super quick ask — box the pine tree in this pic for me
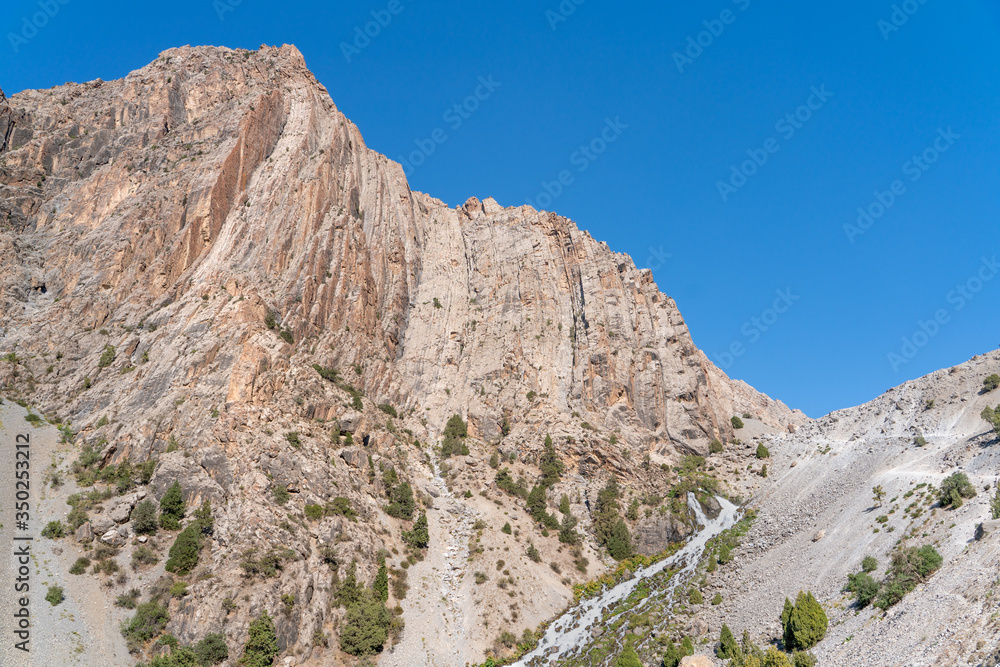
[539,434,564,487]
[718,623,739,659]
[373,563,389,602]
[159,480,186,530]
[240,610,278,667]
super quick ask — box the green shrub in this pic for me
[756,443,771,459]
[781,591,827,650]
[846,571,879,608]
[69,557,91,574]
[328,497,357,520]
[861,555,878,573]
[132,545,159,568]
[385,482,415,520]
[709,439,724,454]
[539,434,565,487]
[982,405,1000,434]
[791,651,818,667]
[403,512,429,549]
[240,610,278,667]
[284,431,301,448]
[985,374,1000,392]
[99,345,116,368]
[731,416,744,429]
[377,403,398,418]
[115,589,141,609]
[718,623,738,659]
[914,435,927,447]
[526,542,541,563]
[440,414,469,457]
[340,592,392,656]
[939,472,976,508]
[874,545,942,610]
[194,633,229,665]
[45,585,65,606]
[305,504,325,521]
[501,522,512,535]
[712,593,723,605]
[689,588,703,605]
[159,481,185,529]
[663,640,683,667]
[122,602,169,646]
[164,523,201,575]
[272,484,290,505]
[41,520,66,539]
[614,646,641,667]
[374,562,389,602]
[132,499,159,535]
[495,468,529,499]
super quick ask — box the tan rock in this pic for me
[679,656,714,667]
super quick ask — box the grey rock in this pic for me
[75,521,94,543]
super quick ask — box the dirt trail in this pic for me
[0,401,131,666]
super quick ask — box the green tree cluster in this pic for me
[403,512,429,549]
[440,414,469,457]
[781,591,827,651]
[939,472,977,509]
[593,477,632,561]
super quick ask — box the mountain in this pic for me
[5,44,992,667]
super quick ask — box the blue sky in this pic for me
[3,0,999,417]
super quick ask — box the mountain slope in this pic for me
[0,45,804,665]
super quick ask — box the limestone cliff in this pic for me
[0,45,804,664]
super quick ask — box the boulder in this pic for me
[680,657,713,667]
[100,528,126,547]
[339,448,367,468]
[338,411,363,434]
[75,521,94,543]
[108,490,147,524]
[633,513,693,556]
[91,514,115,535]
[149,452,226,507]
[812,529,826,542]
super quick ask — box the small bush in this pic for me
[285,431,301,448]
[340,592,392,656]
[614,647,642,667]
[526,542,541,563]
[98,345,116,368]
[403,512,429,549]
[985,374,1000,392]
[194,633,229,665]
[377,403,398,418]
[41,520,66,539]
[712,593,723,605]
[69,557,91,574]
[846,571,879,608]
[939,472,976,508]
[45,585,65,606]
[305,504,325,521]
[756,443,771,459]
[709,439,724,454]
[115,589,141,609]
[914,436,927,447]
[132,545,159,568]
[731,416,744,429]
[688,588,703,604]
[501,522,512,534]
[122,602,169,646]
[861,555,878,573]
[273,484,290,505]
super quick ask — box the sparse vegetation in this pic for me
[939,472,976,509]
[984,374,1000,392]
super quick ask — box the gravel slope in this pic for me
[0,401,131,667]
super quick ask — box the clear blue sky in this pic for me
[3,0,999,417]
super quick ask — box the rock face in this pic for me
[679,656,713,667]
[0,45,805,664]
[634,513,694,556]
